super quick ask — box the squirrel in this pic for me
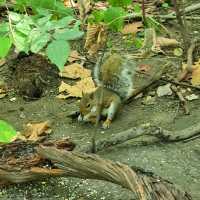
[78,53,137,129]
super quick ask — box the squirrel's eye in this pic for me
[87,103,90,108]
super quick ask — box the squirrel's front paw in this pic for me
[102,119,112,129]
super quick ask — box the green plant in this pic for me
[108,0,132,7]
[0,120,17,143]
[0,5,83,71]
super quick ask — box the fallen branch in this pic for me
[37,145,192,200]
[171,85,190,115]
[177,40,196,81]
[78,123,200,153]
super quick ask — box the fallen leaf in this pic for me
[191,66,200,86]
[85,23,107,55]
[64,0,77,8]
[57,78,96,99]
[22,121,51,141]
[94,1,108,10]
[68,50,83,63]
[121,22,143,35]
[59,63,91,79]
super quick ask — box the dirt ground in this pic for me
[1,1,200,199]
[0,54,200,200]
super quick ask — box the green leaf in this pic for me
[162,3,169,9]
[9,11,23,23]
[53,28,84,41]
[104,7,126,31]
[54,2,74,17]
[0,0,5,6]
[133,3,142,14]
[133,37,143,48]
[0,23,9,36]
[46,40,70,70]
[29,0,56,10]
[29,29,51,53]
[14,0,30,12]
[0,120,17,143]
[12,31,29,53]
[54,16,75,29]
[89,10,105,24]
[16,19,32,35]
[108,0,132,7]
[36,14,52,26]
[0,37,12,58]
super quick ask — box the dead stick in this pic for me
[172,0,189,51]
[177,40,196,81]
[171,85,190,115]
[160,77,200,91]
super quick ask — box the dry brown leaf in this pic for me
[68,50,83,63]
[78,0,91,20]
[84,24,99,49]
[22,121,51,141]
[156,37,180,47]
[64,0,77,7]
[121,22,143,35]
[85,24,107,55]
[94,1,108,10]
[59,63,91,79]
[57,78,96,99]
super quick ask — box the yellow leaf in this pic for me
[68,50,83,63]
[191,67,200,86]
[22,121,51,141]
[59,63,91,79]
[64,0,77,7]
[156,37,180,47]
[57,78,96,99]
[121,22,143,35]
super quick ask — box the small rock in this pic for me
[9,97,16,102]
[157,83,173,97]
[185,94,199,101]
[142,95,156,105]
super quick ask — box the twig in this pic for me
[171,85,190,115]
[77,122,200,153]
[172,0,189,51]
[177,40,196,81]
[160,77,200,91]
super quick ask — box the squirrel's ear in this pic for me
[89,92,94,99]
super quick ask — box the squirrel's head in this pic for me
[78,92,97,124]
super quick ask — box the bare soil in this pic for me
[1,1,200,199]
